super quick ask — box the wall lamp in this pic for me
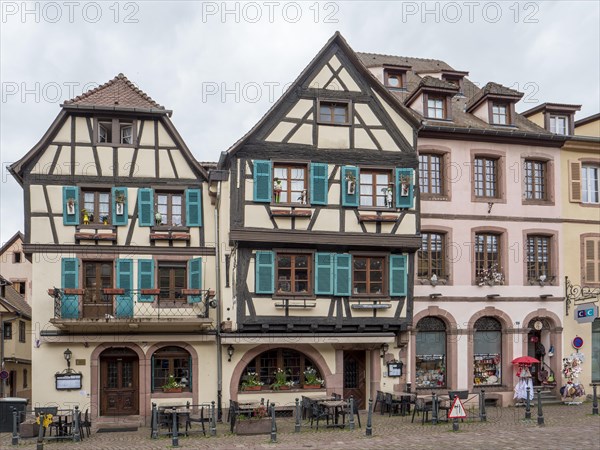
[227,344,234,362]
[64,348,73,372]
[380,343,389,358]
[429,293,442,299]
[486,294,500,299]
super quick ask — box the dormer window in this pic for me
[384,70,406,90]
[491,103,509,125]
[95,119,137,145]
[427,97,445,119]
[549,115,568,135]
[318,100,350,125]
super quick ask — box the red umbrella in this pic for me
[512,356,539,365]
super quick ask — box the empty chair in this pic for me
[384,393,401,417]
[309,399,333,430]
[374,391,385,415]
[80,409,91,438]
[411,397,433,424]
[186,404,208,436]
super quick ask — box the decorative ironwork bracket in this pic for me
[565,276,600,316]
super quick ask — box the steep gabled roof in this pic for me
[0,231,24,256]
[466,82,523,112]
[63,73,165,110]
[0,282,31,319]
[521,102,582,117]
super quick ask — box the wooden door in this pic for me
[83,262,113,319]
[343,351,366,409]
[100,351,139,415]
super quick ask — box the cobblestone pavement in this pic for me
[2,404,599,450]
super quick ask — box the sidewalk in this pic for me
[2,404,599,449]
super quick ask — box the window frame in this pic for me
[155,191,185,227]
[272,163,309,206]
[81,189,112,225]
[415,317,447,389]
[351,253,388,297]
[582,164,600,205]
[13,252,22,263]
[472,317,503,387]
[94,118,137,146]
[384,69,407,90]
[419,153,446,199]
[418,232,447,282]
[317,99,352,126]
[82,260,114,304]
[3,322,12,340]
[19,320,26,343]
[358,169,394,209]
[473,156,499,199]
[491,103,509,125]
[525,234,552,284]
[425,95,446,120]
[274,252,313,297]
[581,234,600,287]
[151,346,192,393]
[158,262,187,305]
[523,159,554,205]
[549,114,569,135]
[474,232,503,285]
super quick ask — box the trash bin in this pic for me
[0,397,28,432]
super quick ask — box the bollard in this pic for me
[525,386,531,420]
[479,389,487,422]
[73,406,81,442]
[365,398,373,437]
[270,403,277,443]
[536,388,544,426]
[12,408,19,446]
[36,415,44,450]
[406,382,411,393]
[211,401,217,436]
[151,403,158,439]
[348,396,355,430]
[294,398,301,433]
[592,384,598,415]
[452,418,459,432]
[172,409,179,447]
[431,392,438,425]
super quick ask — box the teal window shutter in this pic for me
[395,168,414,209]
[341,166,359,207]
[334,254,352,296]
[137,188,154,226]
[315,252,334,295]
[389,254,408,296]
[188,258,203,303]
[111,187,128,226]
[310,163,329,205]
[116,259,134,318]
[185,188,202,227]
[255,251,274,294]
[61,258,79,319]
[138,259,154,303]
[62,186,80,226]
[253,160,272,203]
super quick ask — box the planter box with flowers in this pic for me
[162,374,183,393]
[235,405,271,435]
[241,371,264,391]
[476,264,505,286]
[271,368,295,391]
[302,367,324,389]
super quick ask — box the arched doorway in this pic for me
[527,318,552,386]
[415,317,447,389]
[99,347,139,416]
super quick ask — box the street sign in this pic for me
[448,396,467,419]
[0,370,9,380]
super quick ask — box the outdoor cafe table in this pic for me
[162,408,191,435]
[416,394,451,422]
[318,400,348,428]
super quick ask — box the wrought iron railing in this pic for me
[48,287,215,320]
[565,276,600,315]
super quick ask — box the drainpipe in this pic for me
[213,180,223,420]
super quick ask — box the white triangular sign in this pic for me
[448,396,467,419]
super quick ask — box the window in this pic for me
[276,254,311,295]
[527,235,551,283]
[97,119,135,145]
[353,256,385,295]
[550,115,568,135]
[3,322,12,340]
[12,281,26,296]
[158,263,186,303]
[415,317,446,388]
[82,190,110,225]
[19,321,26,343]
[83,261,113,318]
[426,97,445,119]
[593,319,600,382]
[318,101,349,125]
[240,348,321,389]
[359,170,392,208]
[582,165,599,204]
[98,121,112,143]
[418,233,446,280]
[474,157,499,198]
[524,160,547,201]
[120,124,133,144]
[475,233,503,284]
[419,154,443,196]
[23,369,28,389]
[491,103,508,125]
[273,165,307,204]
[152,346,191,392]
[583,235,600,285]
[13,252,22,263]
[473,317,502,386]
[155,192,184,226]
[384,70,405,89]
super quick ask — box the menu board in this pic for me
[55,373,83,390]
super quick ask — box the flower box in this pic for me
[163,387,183,393]
[63,288,85,295]
[182,289,201,296]
[103,288,125,295]
[303,384,323,389]
[141,289,161,295]
[235,418,271,435]
[243,385,263,391]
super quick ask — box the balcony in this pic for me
[47,287,214,333]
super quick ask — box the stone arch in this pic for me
[467,306,513,329]
[229,344,332,401]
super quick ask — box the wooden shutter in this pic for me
[253,160,272,203]
[138,259,154,303]
[334,254,352,296]
[341,166,359,207]
[310,163,329,205]
[188,258,203,303]
[396,168,414,209]
[315,253,334,295]
[116,259,134,318]
[584,237,600,284]
[111,187,128,226]
[255,251,274,294]
[389,254,408,296]
[62,186,80,226]
[137,188,154,226]
[186,188,203,227]
[61,258,79,319]
[569,161,582,202]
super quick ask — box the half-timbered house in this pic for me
[216,33,421,408]
[9,75,216,424]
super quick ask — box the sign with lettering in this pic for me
[387,362,403,377]
[55,373,83,390]
[574,303,598,324]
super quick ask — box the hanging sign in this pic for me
[448,396,467,419]
[574,303,598,324]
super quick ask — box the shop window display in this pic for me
[473,317,502,386]
[415,317,446,388]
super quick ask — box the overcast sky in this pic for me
[1,1,599,244]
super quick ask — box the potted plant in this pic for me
[101,215,109,225]
[271,368,294,390]
[66,198,76,215]
[303,367,324,389]
[81,208,89,225]
[476,263,505,286]
[155,211,162,225]
[161,374,183,393]
[273,178,283,203]
[345,171,356,195]
[241,371,264,391]
[115,191,125,215]
[234,404,271,435]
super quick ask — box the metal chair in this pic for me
[411,397,432,424]
[185,404,208,436]
[375,391,385,414]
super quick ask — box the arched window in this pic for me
[473,317,502,386]
[152,346,191,392]
[239,348,322,390]
[415,317,446,388]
